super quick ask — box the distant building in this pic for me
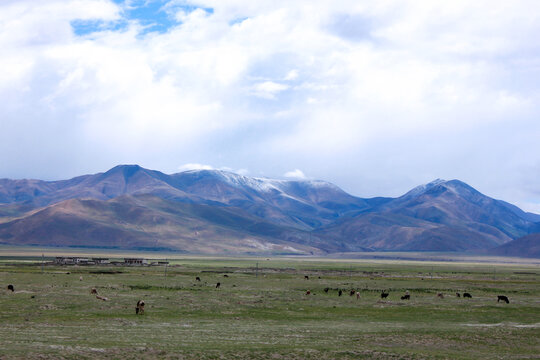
[124,258,148,265]
[92,258,110,264]
[150,260,169,266]
[54,257,91,265]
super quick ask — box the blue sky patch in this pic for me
[230,17,248,26]
[72,0,214,36]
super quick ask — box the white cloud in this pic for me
[178,163,214,171]
[284,169,306,179]
[252,81,289,99]
[284,69,298,81]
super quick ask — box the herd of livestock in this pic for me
[4,271,511,315]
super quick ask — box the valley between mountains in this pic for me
[1,165,539,257]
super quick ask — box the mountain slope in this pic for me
[0,195,321,255]
[168,169,372,228]
[0,165,372,230]
[315,179,535,251]
[381,179,532,239]
[487,233,540,258]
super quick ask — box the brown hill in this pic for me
[488,233,540,258]
[0,195,320,255]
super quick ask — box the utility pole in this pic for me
[164,259,168,278]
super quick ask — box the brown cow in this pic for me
[136,300,145,314]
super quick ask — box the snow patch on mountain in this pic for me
[402,178,447,198]
[182,169,341,194]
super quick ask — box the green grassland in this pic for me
[0,254,538,359]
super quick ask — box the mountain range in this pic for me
[0,165,538,256]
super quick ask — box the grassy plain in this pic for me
[0,251,538,359]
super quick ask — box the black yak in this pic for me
[497,295,509,304]
[7,284,14,292]
[401,294,410,300]
[463,292,472,298]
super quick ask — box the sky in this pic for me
[0,0,539,213]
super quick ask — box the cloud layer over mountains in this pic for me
[1,0,539,213]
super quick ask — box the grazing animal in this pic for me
[7,284,14,292]
[324,287,329,293]
[136,300,145,315]
[350,290,356,296]
[381,292,389,299]
[79,276,83,281]
[90,288,98,294]
[216,282,221,289]
[437,292,444,299]
[195,277,201,282]
[96,295,108,301]
[304,275,309,280]
[463,292,472,298]
[401,294,410,300]
[456,292,461,297]
[338,289,343,297]
[305,290,311,295]
[497,295,509,304]
[356,292,360,300]
[223,274,229,278]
